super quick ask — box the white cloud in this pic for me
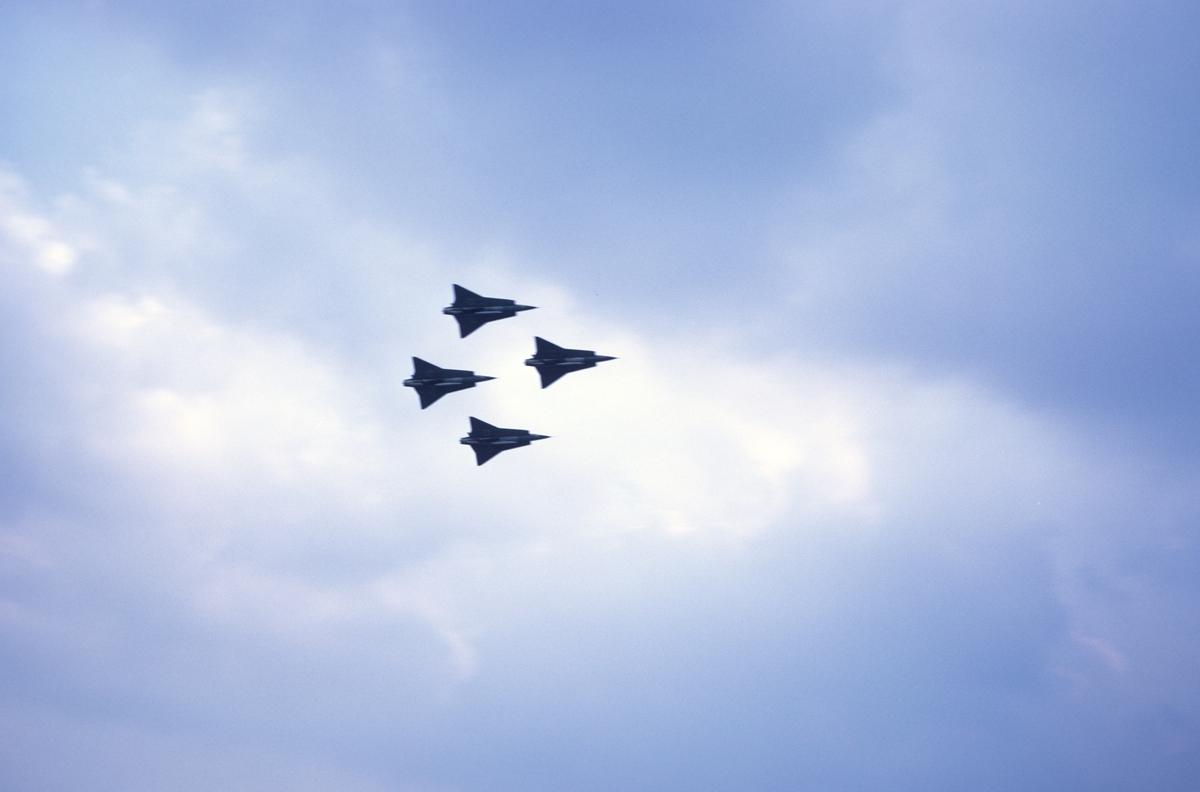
[3,49,1200,788]
[0,131,1077,655]
[0,171,79,276]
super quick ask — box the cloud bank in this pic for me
[2,2,1200,790]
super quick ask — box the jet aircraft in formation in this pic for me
[403,357,495,409]
[442,284,537,338]
[525,336,617,388]
[459,417,550,466]
[411,284,614,464]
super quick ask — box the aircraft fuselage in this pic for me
[460,435,548,447]
[404,374,495,388]
[525,355,615,367]
[460,417,550,464]
[442,305,535,316]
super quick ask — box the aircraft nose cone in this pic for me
[478,376,496,382]
[596,355,617,362]
[530,434,550,441]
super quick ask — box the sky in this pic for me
[2,1,1200,790]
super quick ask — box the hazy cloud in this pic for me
[2,2,1200,790]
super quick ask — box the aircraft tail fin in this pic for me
[468,417,501,436]
[412,357,443,376]
[453,284,514,308]
[452,284,482,305]
[534,337,567,356]
[534,337,594,358]
[469,417,530,437]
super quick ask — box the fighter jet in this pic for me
[403,358,495,409]
[460,417,549,465]
[443,284,536,338]
[524,337,617,388]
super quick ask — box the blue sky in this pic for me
[2,1,1200,790]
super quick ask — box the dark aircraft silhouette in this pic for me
[524,337,616,388]
[443,284,536,338]
[403,358,495,409]
[460,417,549,465]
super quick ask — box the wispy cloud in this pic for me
[3,3,1200,790]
